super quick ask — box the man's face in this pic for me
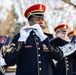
[68,36,73,40]
[29,16,45,29]
[56,31,67,40]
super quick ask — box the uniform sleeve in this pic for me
[4,49,19,66]
[42,36,63,61]
[49,46,63,61]
[71,51,76,60]
[4,33,21,66]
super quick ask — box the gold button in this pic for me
[66,61,68,63]
[38,54,40,57]
[67,68,69,70]
[33,33,35,35]
[37,43,39,45]
[39,68,42,70]
[36,38,38,40]
[39,61,41,64]
[67,64,69,67]
[38,48,40,50]
[65,57,68,59]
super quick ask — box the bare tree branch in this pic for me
[63,0,76,8]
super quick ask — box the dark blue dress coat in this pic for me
[4,31,63,75]
[73,60,76,75]
[53,50,76,75]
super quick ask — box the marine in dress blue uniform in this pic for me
[68,30,76,75]
[52,24,76,75]
[4,4,63,75]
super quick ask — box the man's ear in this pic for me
[29,21,31,24]
[29,21,33,25]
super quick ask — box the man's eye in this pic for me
[36,19,39,21]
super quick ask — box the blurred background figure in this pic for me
[67,30,76,41]
[0,34,10,75]
[54,24,68,41]
[52,24,76,75]
[67,30,76,75]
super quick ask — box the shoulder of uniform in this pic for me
[14,33,20,37]
[44,33,53,38]
[11,33,20,44]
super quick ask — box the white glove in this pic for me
[0,57,6,66]
[18,26,32,42]
[31,24,47,41]
[18,24,47,42]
